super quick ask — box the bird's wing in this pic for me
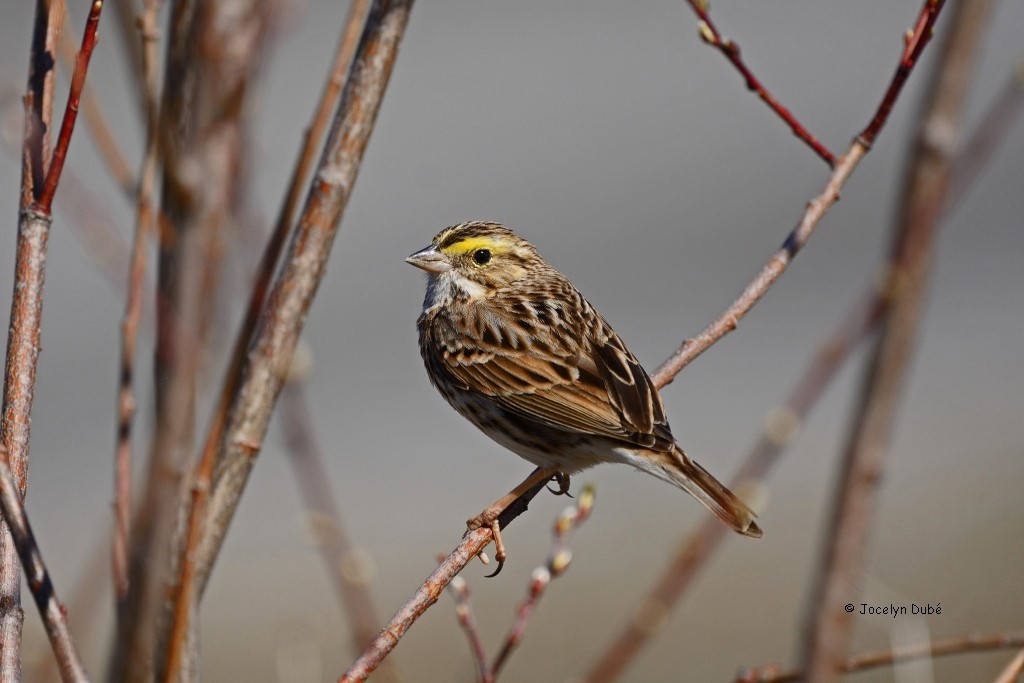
[439,314,671,449]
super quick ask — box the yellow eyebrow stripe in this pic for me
[444,236,507,255]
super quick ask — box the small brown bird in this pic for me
[408,221,760,569]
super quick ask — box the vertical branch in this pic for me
[801,2,995,681]
[119,0,277,678]
[3,0,103,677]
[113,0,164,644]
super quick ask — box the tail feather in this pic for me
[664,446,762,538]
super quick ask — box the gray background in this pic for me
[1,1,1023,681]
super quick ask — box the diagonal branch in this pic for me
[652,0,949,389]
[188,0,415,604]
[684,0,835,166]
[0,446,90,683]
[801,1,995,680]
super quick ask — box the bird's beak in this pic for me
[406,244,451,273]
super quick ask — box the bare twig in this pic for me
[490,486,595,680]
[801,2,994,681]
[858,0,948,147]
[994,647,1024,683]
[3,0,82,676]
[279,384,389,663]
[583,290,886,683]
[652,0,948,389]
[339,478,548,683]
[947,59,1024,206]
[650,142,865,387]
[684,0,835,166]
[0,446,90,683]
[737,631,1024,682]
[58,10,135,198]
[35,0,105,214]
[113,0,164,643]
[154,0,280,675]
[187,0,413,628]
[445,576,489,683]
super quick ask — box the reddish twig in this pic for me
[113,0,163,640]
[34,0,105,214]
[445,576,490,683]
[801,2,994,680]
[490,486,595,680]
[0,446,90,683]
[858,0,947,147]
[737,631,1024,682]
[653,0,951,389]
[684,0,835,166]
[58,9,135,198]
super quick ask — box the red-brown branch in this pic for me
[685,0,835,166]
[801,1,993,680]
[858,0,947,147]
[33,0,105,214]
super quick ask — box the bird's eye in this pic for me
[473,249,491,265]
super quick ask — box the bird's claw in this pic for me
[546,471,572,497]
[467,511,506,577]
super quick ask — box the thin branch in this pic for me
[445,576,490,683]
[185,0,372,604]
[738,631,1024,682]
[684,0,835,166]
[34,0,105,214]
[858,0,947,147]
[113,0,164,642]
[994,647,1024,683]
[0,446,90,683]
[58,9,136,198]
[582,290,886,683]
[155,0,281,673]
[279,384,391,670]
[947,59,1024,206]
[652,0,950,388]
[2,1,67,677]
[339,478,548,683]
[651,141,865,387]
[189,0,414,617]
[801,2,994,681]
[490,486,595,680]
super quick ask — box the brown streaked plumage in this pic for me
[407,221,760,567]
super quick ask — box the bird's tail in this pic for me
[663,445,762,538]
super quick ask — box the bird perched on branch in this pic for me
[407,221,760,573]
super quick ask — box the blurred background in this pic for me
[1,1,1022,681]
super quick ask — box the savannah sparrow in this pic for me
[407,221,760,567]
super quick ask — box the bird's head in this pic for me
[406,221,543,300]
